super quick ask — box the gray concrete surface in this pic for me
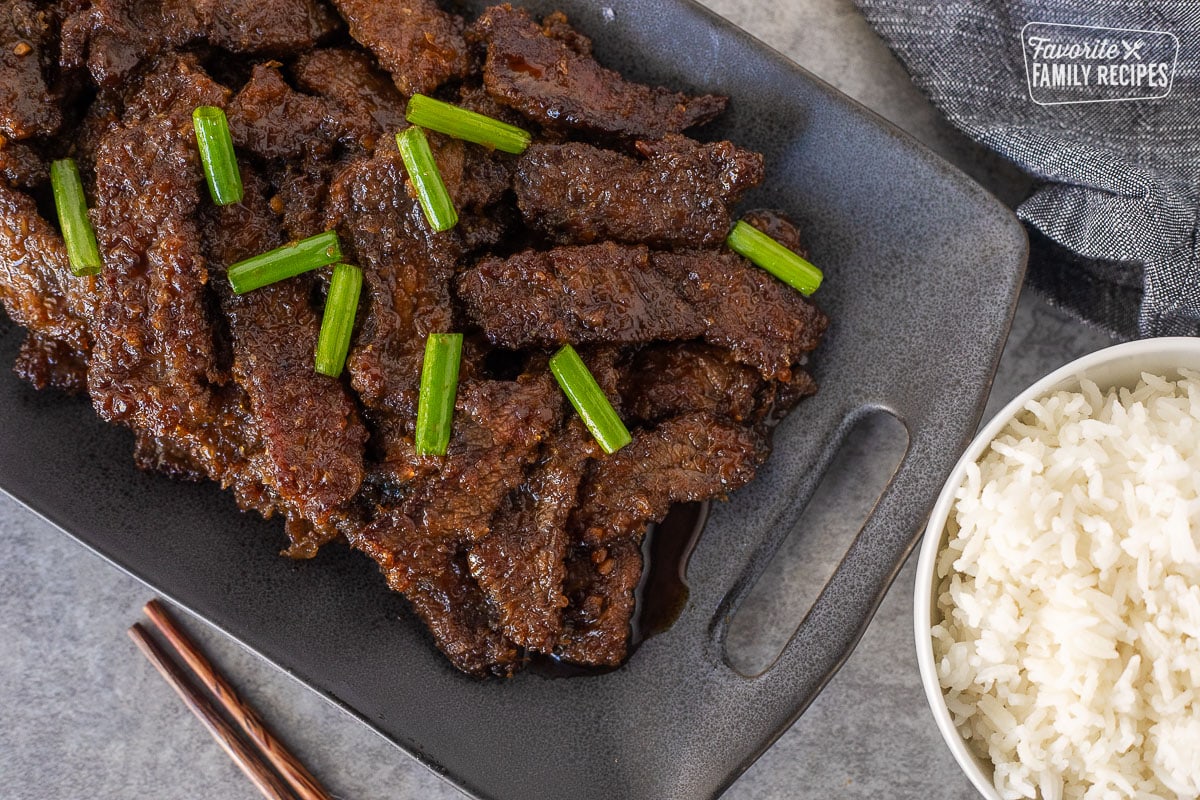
[0,2,1119,798]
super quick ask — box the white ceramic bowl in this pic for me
[914,337,1200,799]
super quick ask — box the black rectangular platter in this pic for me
[0,1,1028,798]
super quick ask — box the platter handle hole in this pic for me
[723,409,909,677]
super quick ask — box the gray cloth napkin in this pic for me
[853,0,1200,337]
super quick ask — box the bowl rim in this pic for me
[913,335,1200,800]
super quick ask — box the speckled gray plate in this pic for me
[0,1,1027,798]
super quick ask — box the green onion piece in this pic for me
[405,94,532,155]
[227,230,342,294]
[549,345,632,455]
[49,159,102,276]
[726,220,823,296]
[415,333,464,456]
[314,264,363,378]
[192,106,244,206]
[395,126,458,233]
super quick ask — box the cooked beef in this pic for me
[469,5,726,139]
[330,0,469,97]
[14,333,87,393]
[654,251,829,381]
[0,1,830,677]
[0,0,60,139]
[393,373,562,542]
[326,146,459,413]
[122,53,231,123]
[572,413,767,546]
[228,63,368,161]
[742,208,809,259]
[0,182,94,355]
[556,539,643,667]
[61,0,336,88]
[468,422,597,651]
[197,0,339,55]
[622,343,766,425]
[274,157,335,240]
[458,243,705,348]
[514,137,764,248]
[86,58,224,434]
[460,243,828,380]
[205,174,367,530]
[0,140,47,188]
[80,59,296,550]
[774,367,820,417]
[293,48,408,143]
[348,370,560,674]
[350,512,521,676]
[60,0,198,88]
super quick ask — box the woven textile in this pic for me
[854,1,1200,337]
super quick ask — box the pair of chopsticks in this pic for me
[129,599,331,800]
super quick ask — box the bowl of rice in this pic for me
[916,337,1200,800]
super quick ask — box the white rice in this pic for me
[933,371,1200,800]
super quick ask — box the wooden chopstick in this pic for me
[128,623,299,800]
[141,599,332,800]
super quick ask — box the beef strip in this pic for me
[514,136,763,248]
[263,158,321,239]
[326,146,460,413]
[554,413,768,665]
[14,333,87,393]
[556,539,643,667]
[85,58,244,478]
[121,53,231,123]
[350,512,521,676]
[625,341,820,428]
[622,342,766,425]
[0,182,94,355]
[72,93,121,174]
[458,242,705,348]
[273,157,335,240]
[467,405,603,652]
[654,250,828,381]
[572,412,767,546]
[0,0,62,139]
[469,5,726,139]
[204,173,367,537]
[61,0,336,88]
[60,0,198,88]
[131,431,208,481]
[293,48,408,143]
[228,63,369,161]
[459,243,827,380]
[348,371,561,675]
[0,140,47,188]
[196,0,339,55]
[329,0,469,97]
[398,373,561,542]
[741,208,809,260]
[429,134,515,252]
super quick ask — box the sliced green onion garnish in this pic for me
[726,220,823,296]
[415,333,464,456]
[395,126,458,233]
[314,264,363,378]
[192,106,244,206]
[549,345,631,455]
[405,94,532,155]
[227,231,342,294]
[49,159,102,276]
